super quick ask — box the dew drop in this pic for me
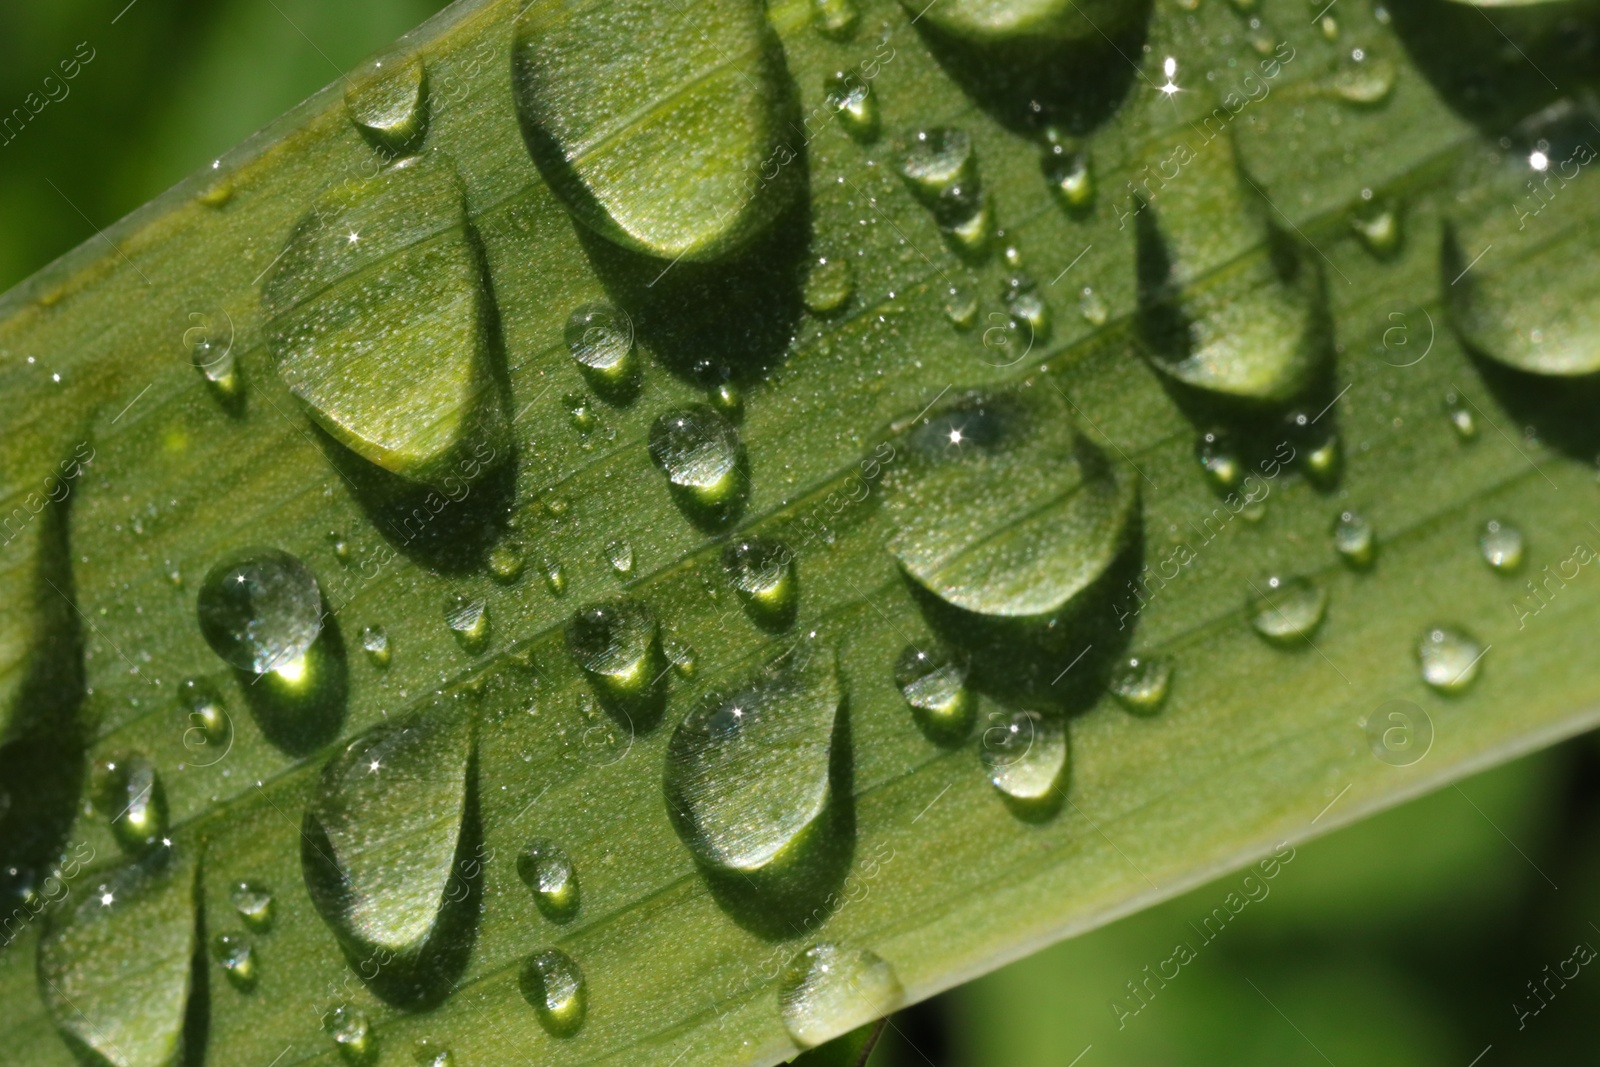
[196,548,323,675]
[328,531,352,564]
[413,1038,454,1067]
[566,598,664,712]
[517,840,579,922]
[896,0,1129,43]
[1248,576,1327,643]
[811,0,860,37]
[1108,655,1171,715]
[361,624,391,668]
[1479,519,1524,573]
[606,539,635,578]
[230,881,275,932]
[980,709,1068,804]
[327,1006,375,1065]
[1042,134,1094,213]
[901,128,992,257]
[212,932,258,992]
[565,303,637,394]
[664,648,841,873]
[1303,433,1342,488]
[93,754,169,855]
[1002,272,1052,343]
[823,71,878,141]
[1447,402,1478,441]
[1350,204,1401,258]
[1333,511,1376,568]
[1078,285,1109,327]
[648,405,746,525]
[178,678,233,764]
[664,639,698,678]
[190,332,242,401]
[519,948,587,1037]
[1418,626,1484,693]
[942,285,979,329]
[544,558,568,597]
[778,942,902,1050]
[1330,53,1397,105]
[488,541,526,583]
[1195,430,1242,492]
[710,379,744,420]
[894,645,973,742]
[345,57,429,157]
[804,256,856,316]
[444,593,490,654]
[722,536,798,631]
[566,392,597,433]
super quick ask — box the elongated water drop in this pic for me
[1479,519,1524,573]
[302,710,474,981]
[894,645,974,742]
[512,0,797,261]
[648,405,746,526]
[824,71,878,142]
[778,942,902,1050]
[943,285,978,329]
[517,840,579,922]
[444,593,490,653]
[230,881,275,931]
[1248,576,1327,643]
[263,155,507,484]
[1418,626,1484,693]
[1043,134,1094,213]
[981,709,1068,804]
[197,548,322,675]
[212,932,258,991]
[1446,396,1478,441]
[901,128,992,259]
[1333,510,1376,568]
[361,624,391,668]
[178,678,232,764]
[606,538,634,578]
[520,948,587,1037]
[39,854,198,1067]
[345,57,429,157]
[1108,655,1171,715]
[1078,286,1109,326]
[723,536,798,631]
[191,330,242,402]
[93,754,168,855]
[566,598,664,715]
[664,648,841,873]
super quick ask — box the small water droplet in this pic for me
[544,495,571,518]
[345,57,429,157]
[710,379,744,420]
[1446,397,1478,441]
[664,639,698,677]
[179,678,233,763]
[942,285,979,329]
[517,840,579,922]
[980,709,1068,805]
[1330,53,1396,105]
[778,942,902,1049]
[93,754,169,855]
[1417,626,1484,693]
[1351,204,1401,258]
[894,645,973,742]
[1078,286,1108,327]
[1195,430,1242,492]
[197,548,323,675]
[1333,511,1376,568]
[1479,519,1524,573]
[648,405,746,525]
[413,1038,454,1067]
[327,531,352,565]
[722,537,798,631]
[488,541,525,583]
[1303,433,1342,488]
[1248,576,1327,643]
[544,558,568,597]
[230,881,275,931]
[566,392,598,433]
[811,0,860,37]
[900,128,974,200]
[327,1005,376,1065]
[1108,655,1171,715]
[566,598,664,714]
[520,948,587,1037]
[213,932,258,991]
[1042,133,1094,213]
[824,71,878,141]
[1002,272,1052,344]
[606,539,635,578]
[444,593,490,653]
[804,256,856,316]
[565,303,637,395]
[191,333,242,401]
[361,625,392,668]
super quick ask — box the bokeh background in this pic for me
[4,3,1599,1064]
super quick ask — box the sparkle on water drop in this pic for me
[196,548,323,675]
[517,840,579,922]
[893,645,974,743]
[1248,576,1327,643]
[444,593,490,653]
[93,753,169,855]
[942,285,979,330]
[520,948,587,1037]
[1078,285,1109,327]
[722,536,798,631]
[213,932,258,992]
[327,1005,375,1065]
[564,303,637,398]
[1108,655,1171,715]
[1196,430,1242,492]
[361,624,391,668]
[606,538,635,578]
[804,255,856,316]
[980,709,1069,808]
[823,70,878,141]
[230,881,275,931]
[648,405,746,526]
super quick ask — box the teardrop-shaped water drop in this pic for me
[1418,626,1484,694]
[519,948,587,1037]
[980,709,1068,804]
[901,128,992,258]
[722,536,798,631]
[262,155,507,484]
[178,678,233,765]
[803,256,856,316]
[212,932,258,991]
[1479,519,1524,573]
[1043,135,1094,213]
[824,71,878,141]
[39,853,198,1067]
[302,710,474,975]
[664,647,841,873]
[517,840,579,922]
[648,405,746,525]
[1248,576,1327,643]
[711,379,744,420]
[444,593,489,654]
[566,598,664,714]
[894,645,974,742]
[511,0,797,261]
[1108,655,1171,715]
[191,332,242,401]
[1195,430,1242,492]
[345,57,429,157]
[361,624,391,668]
[811,0,860,37]
[778,942,902,1050]
[888,384,1137,620]
[1333,510,1376,568]
[565,303,637,394]
[197,548,323,675]
[606,538,635,578]
[230,881,275,932]
[943,285,978,329]
[544,558,568,597]
[93,754,169,856]
[1002,272,1052,343]
[326,1005,376,1065]
[1350,202,1401,258]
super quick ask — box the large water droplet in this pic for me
[212,932,258,992]
[648,405,746,526]
[894,645,974,743]
[517,840,579,922]
[1418,626,1484,694]
[778,942,902,1049]
[1333,510,1376,568]
[345,57,429,157]
[980,709,1068,805]
[197,548,323,675]
[1108,655,1171,715]
[722,536,798,631]
[519,948,587,1037]
[1479,519,1524,573]
[39,854,198,1067]
[93,754,168,856]
[824,71,878,142]
[302,710,475,991]
[262,155,507,484]
[897,0,1134,42]
[511,0,797,261]
[230,881,275,932]
[565,598,664,718]
[664,647,841,873]
[444,593,490,654]
[1248,576,1327,643]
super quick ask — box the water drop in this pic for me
[1333,511,1376,568]
[1350,204,1401,258]
[566,598,665,714]
[606,539,635,578]
[710,379,744,420]
[1479,519,1524,573]
[980,709,1068,805]
[565,303,637,395]
[413,1039,454,1067]
[942,285,978,329]
[179,678,233,765]
[665,647,841,873]
[197,548,323,675]
[804,256,856,316]
[191,332,242,401]
[1002,273,1051,343]
[812,0,860,37]
[897,0,1131,43]
[1330,53,1396,105]
[444,593,490,653]
[1195,431,1242,492]
[520,948,587,1037]
[824,71,878,141]
[1248,576,1327,643]
[488,541,525,583]
[93,754,168,856]
[1042,135,1094,213]
[1303,433,1342,488]
[1108,655,1171,715]
[517,840,579,922]
[778,942,902,1049]
[1078,286,1109,327]
[566,392,597,433]
[1418,627,1484,693]
[894,645,973,742]
[327,1006,375,1065]
[328,531,352,564]
[230,881,275,932]
[1447,403,1477,441]
[648,405,746,525]
[722,536,798,631]
[899,128,974,200]
[361,624,391,668]
[665,639,698,678]
[544,558,568,597]
[213,932,258,991]
[345,58,428,158]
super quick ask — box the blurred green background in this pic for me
[5,3,1600,1064]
